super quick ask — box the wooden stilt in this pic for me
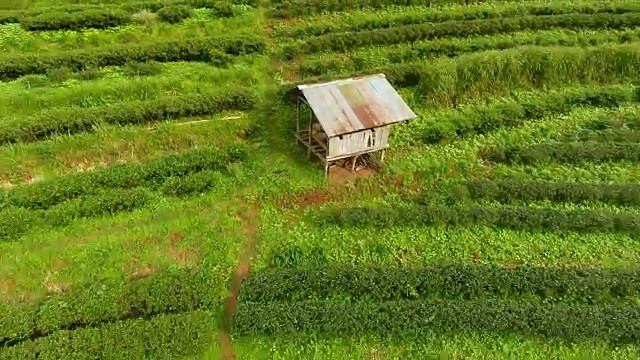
[351,156,358,172]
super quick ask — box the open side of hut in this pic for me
[293,74,417,175]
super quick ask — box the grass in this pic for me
[2,0,640,358]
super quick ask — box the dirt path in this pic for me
[219,201,260,360]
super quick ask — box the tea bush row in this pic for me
[483,142,640,164]
[0,268,221,346]
[0,88,257,144]
[283,44,640,108]
[316,204,640,234]
[234,299,640,343]
[0,1,250,29]
[282,12,640,58]
[1,310,216,359]
[241,264,640,304]
[0,146,246,211]
[418,86,632,144]
[464,179,640,205]
[297,29,640,78]
[566,128,640,142]
[276,2,640,38]
[270,0,483,18]
[0,35,266,81]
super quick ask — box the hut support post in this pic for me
[380,149,386,163]
[307,110,313,159]
[296,99,300,133]
[351,155,358,172]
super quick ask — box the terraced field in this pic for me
[1,0,640,358]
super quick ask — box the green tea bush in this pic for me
[317,204,640,234]
[234,299,640,343]
[0,35,266,81]
[483,142,640,164]
[20,9,132,31]
[0,88,257,144]
[567,128,640,142]
[0,146,246,210]
[157,5,193,23]
[2,310,216,359]
[276,2,640,38]
[160,170,227,197]
[282,13,640,57]
[0,269,222,346]
[271,0,464,18]
[465,179,640,205]
[420,86,632,143]
[241,265,640,305]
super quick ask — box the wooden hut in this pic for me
[293,74,417,175]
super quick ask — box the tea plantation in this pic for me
[1,0,640,358]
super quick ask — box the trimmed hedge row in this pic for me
[483,142,640,164]
[419,86,632,144]
[241,265,640,305]
[316,204,640,234]
[282,12,640,58]
[567,128,640,142]
[1,310,216,359]
[298,29,640,78]
[270,0,474,18]
[276,2,640,38]
[0,268,220,346]
[0,35,266,81]
[284,44,640,108]
[465,179,640,206]
[0,88,257,144]
[0,188,153,241]
[0,146,246,211]
[233,299,640,343]
[0,0,253,28]
[19,9,132,31]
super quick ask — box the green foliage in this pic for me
[241,265,640,305]
[0,146,246,211]
[283,13,640,57]
[483,142,640,164]
[566,128,640,142]
[419,86,632,143]
[0,35,266,81]
[157,5,193,24]
[20,9,132,31]
[120,60,163,77]
[271,0,458,18]
[316,204,640,234]
[288,44,640,107]
[160,169,228,197]
[0,269,222,346]
[2,310,215,359]
[277,2,640,38]
[234,299,640,343]
[464,179,640,206]
[0,88,257,144]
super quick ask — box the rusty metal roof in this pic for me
[297,74,417,137]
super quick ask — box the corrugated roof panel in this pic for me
[298,74,416,137]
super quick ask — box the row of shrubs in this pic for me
[0,268,221,347]
[566,128,640,142]
[463,179,640,206]
[0,35,266,81]
[417,86,633,144]
[282,12,640,58]
[240,264,640,304]
[276,2,640,38]
[283,44,640,108]
[2,310,216,359]
[0,88,257,144]
[0,1,249,30]
[483,142,640,164]
[315,204,640,234]
[0,146,247,211]
[269,0,480,18]
[234,299,640,343]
